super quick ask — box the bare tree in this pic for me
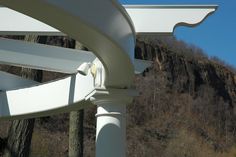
[69,110,84,157]
[4,35,46,157]
[68,42,86,157]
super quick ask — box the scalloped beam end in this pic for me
[0,5,218,35]
[125,5,218,34]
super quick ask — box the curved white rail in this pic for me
[0,72,95,119]
[0,0,136,88]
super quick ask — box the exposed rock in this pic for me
[136,39,236,105]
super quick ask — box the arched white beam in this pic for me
[0,72,95,120]
[0,0,136,88]
[125,5,218,34]
[0,38,150,75]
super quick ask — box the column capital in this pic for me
[93,88,130,157]
[88,87,137,106]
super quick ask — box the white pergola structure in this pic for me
[0,1,217,157]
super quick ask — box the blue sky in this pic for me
[120,0,236,68]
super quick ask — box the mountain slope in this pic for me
[0,36,236,157]
[127,36,236,156]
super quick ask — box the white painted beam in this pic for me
[0,71,95,119]
[0,5,217,35]
[0,38,147,75]
[0,38,96,73]
[125,5,218,34]
[0,7,61,35]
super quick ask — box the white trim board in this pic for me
[0,38,151,76]
[0,5,217,35]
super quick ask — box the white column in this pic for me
[90,87,136,157]
[95,99,126,157]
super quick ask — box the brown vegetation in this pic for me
[0,35,236,156]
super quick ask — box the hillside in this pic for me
[128,36,236,157]
[0,36,236,157]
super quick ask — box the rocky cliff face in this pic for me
[136,38,236,103]
[127,37,236,156]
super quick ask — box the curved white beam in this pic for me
[125,5,218,34]
[0,72,95,119]
[0,0,136,88]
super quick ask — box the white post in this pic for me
[95,99,126,157]
[90,87,134,157]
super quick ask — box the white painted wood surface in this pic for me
[0,38,150,75]
[0,38,96,73]
[0,72,95,119]
[0,5,217,35]
[0,0,136,88]
[0,7,61,35]
[125,5,217,34]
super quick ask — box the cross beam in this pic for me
[0,5,217,35]
[0,38,152,74]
